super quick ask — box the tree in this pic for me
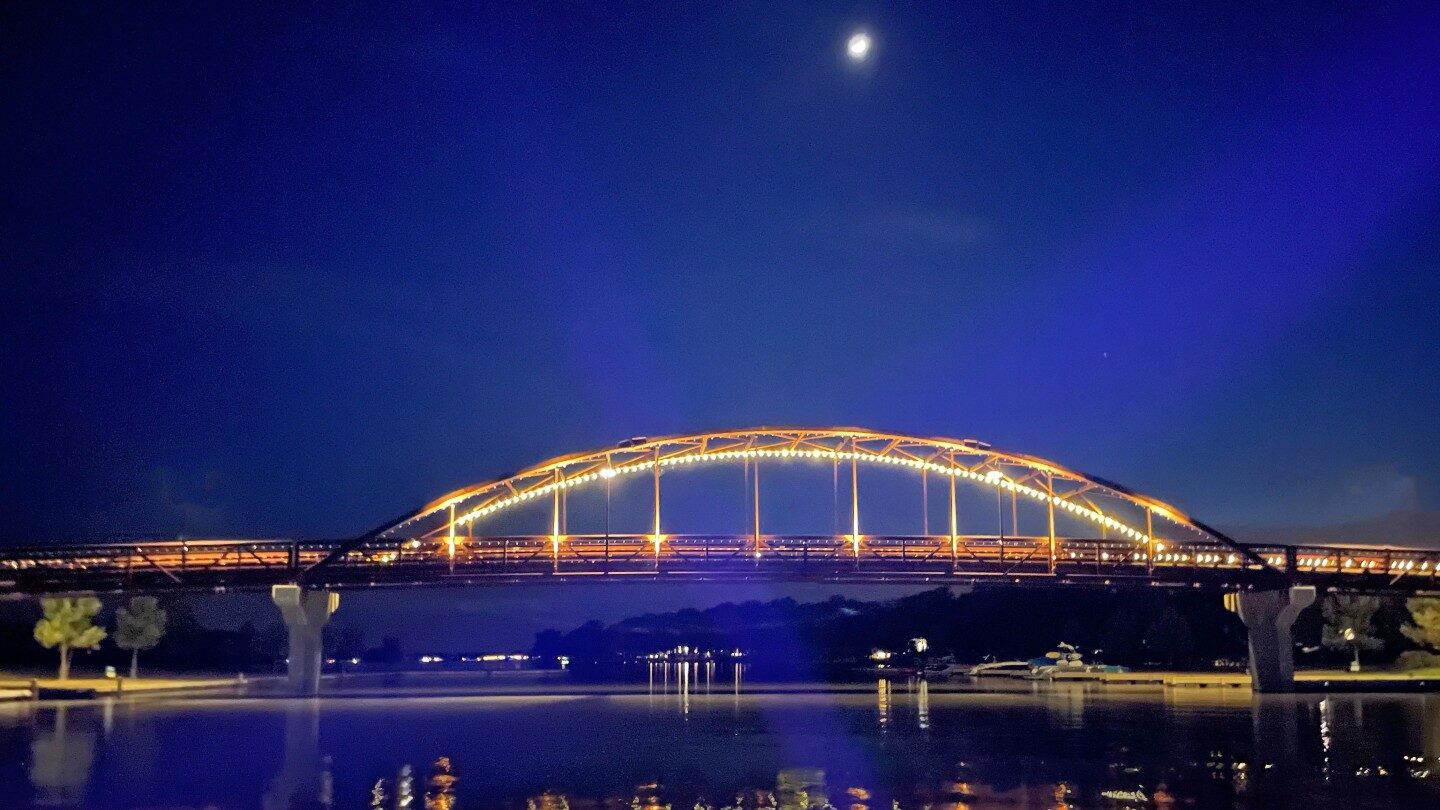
[1402,597,1440,650]
[1098,609,1144,665]
[114,596,167,678]
[325,625,366,663]
[362,636,403,666]
[1142,606,1196,667]
[33,597,107,681]
[256,621,289,667]
[1321,595,1383,671]
[532,628,563,660]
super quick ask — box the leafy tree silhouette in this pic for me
[1142,606,1195,667]
[1321,595,1384,671]
[34,597,106,680]
[115,596,167,678]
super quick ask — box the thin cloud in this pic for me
[867,209,991,246]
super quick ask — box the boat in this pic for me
[857,664,921,678]
[921,655,958,679]
[967,660,1035,678]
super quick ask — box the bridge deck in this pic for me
[2,535,1437,594]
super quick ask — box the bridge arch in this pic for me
[376,428,1253,564]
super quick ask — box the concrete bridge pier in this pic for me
[1231,586,1316,692]
[271,584,339,696]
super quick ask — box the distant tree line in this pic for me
[7,588,1440,679]
[532,587,1440,675]
[532,586,1246,674]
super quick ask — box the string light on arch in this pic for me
[437,434,1164,547]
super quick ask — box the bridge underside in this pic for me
[3,534,1438,594]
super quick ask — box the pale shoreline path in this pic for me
[0,674,253,698]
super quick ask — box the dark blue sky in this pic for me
[4,0,1439,635]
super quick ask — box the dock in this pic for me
[1023,669,1440,690]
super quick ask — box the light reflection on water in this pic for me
[2,674,1440,808]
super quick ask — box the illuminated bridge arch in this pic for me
[20,427,1440,594]
[351,428,1268,577]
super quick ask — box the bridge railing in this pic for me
[3,535,1439,592]
[280,535,1273,581]
[0,538,307,576]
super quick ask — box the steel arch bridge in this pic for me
[4,427,1439,594]
[368,426,1257,571]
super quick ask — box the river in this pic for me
[2,668,1438,808]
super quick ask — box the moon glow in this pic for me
[847,31,873,62]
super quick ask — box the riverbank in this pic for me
[6,666,1440,701]
[0,674,255,699]
[979,667,1440,691]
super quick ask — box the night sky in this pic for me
[4,3,1438,646]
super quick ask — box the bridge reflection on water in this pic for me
[6,679,1440,808]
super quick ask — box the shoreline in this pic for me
[6,667,1440,701]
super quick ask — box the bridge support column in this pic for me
[1231,586,1315,693]
[271,584,339,696]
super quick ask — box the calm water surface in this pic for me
[2,670,1439,808]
